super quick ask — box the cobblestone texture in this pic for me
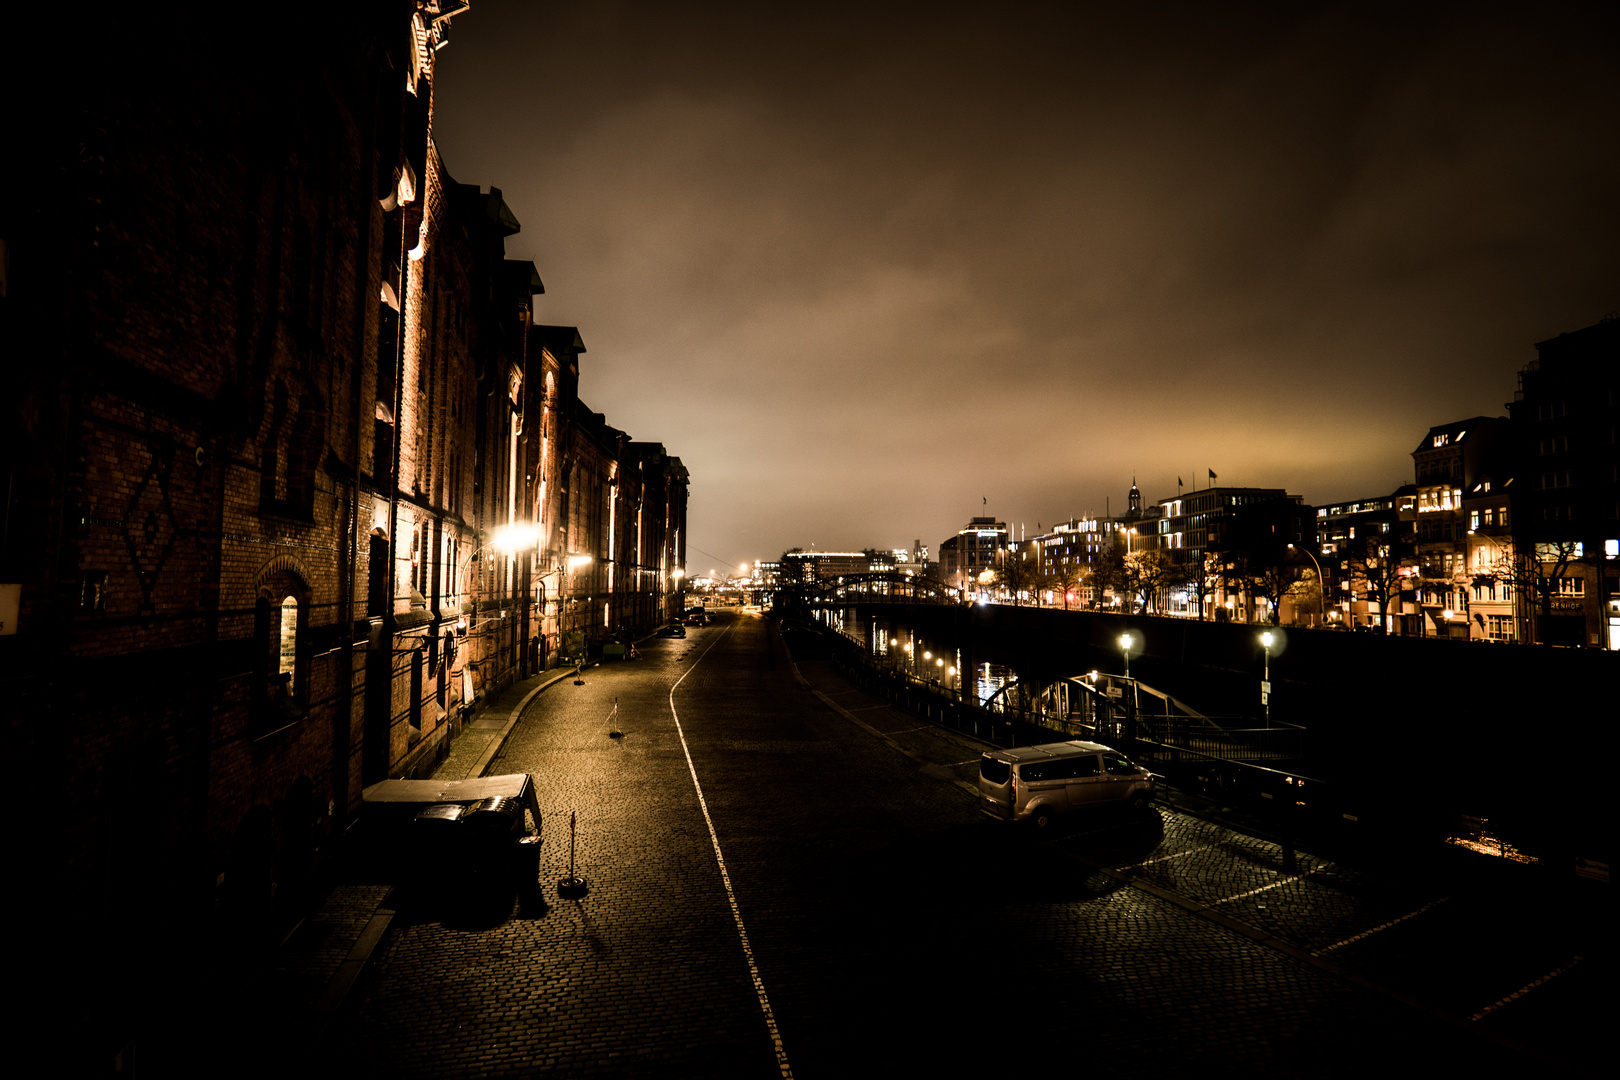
[301,611,1601,1078]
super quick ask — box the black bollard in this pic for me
[558,809,589,899]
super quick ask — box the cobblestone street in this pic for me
[317,609,1602,1077]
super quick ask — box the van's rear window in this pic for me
[979,757,1011,784]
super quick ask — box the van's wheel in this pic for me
[1031,804,1056,829]
[1128,791,1150,814]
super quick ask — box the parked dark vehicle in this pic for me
[657,621,686,638]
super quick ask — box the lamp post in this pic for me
[1287,542,1327,627]
[1259,630,1274,727]
[1117,632,1139,748]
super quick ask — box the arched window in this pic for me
[368,528,390,617]
[256,565,310,727]
[279,596,298,693]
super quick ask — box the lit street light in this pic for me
[1259,630,1275,726]
[1118,632,1133,680]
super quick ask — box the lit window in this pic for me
[279,597,298,692]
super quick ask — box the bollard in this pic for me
[558,809,589,899]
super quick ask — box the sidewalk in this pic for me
[282,664,578,1043]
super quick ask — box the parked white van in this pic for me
[978,740,1155,827]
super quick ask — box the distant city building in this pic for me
[1156,487,1311,622]
[1506,317,1619,647]
[1312,487,1416,631]
[1462,470,1519,642]
[1410,417,1511,639]
[938,517,1008,593]
[780,550,878,583]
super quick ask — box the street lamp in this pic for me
[1287,542,1327,627]
[1118,632,1133,680]
[1259,630,1275,726]
[453,522,546,691]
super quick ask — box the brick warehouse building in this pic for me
[1,3,685,1067]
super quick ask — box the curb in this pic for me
[304,662,581,1045]
[468,666,578,779]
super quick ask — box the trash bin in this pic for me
[464,796,524,876]
[512,834,543,884]
[464,796,524,839]
[413,803,467,889]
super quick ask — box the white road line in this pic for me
[670,624,794,1079]
[1469,955,1583,1021]
[1211,867,1315,905]
[1312,898,1448,956]
[1130,844,1215,868]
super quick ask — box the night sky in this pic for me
[432,0,1619,574]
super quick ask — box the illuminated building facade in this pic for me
[0,6,687,1062]
[1409,418,1510,639]
[1155,488,1311,622]
[939,517,1009,594]
[1312,488,1417,632]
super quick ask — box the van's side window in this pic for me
[1022,756,1099,783]
[1102,753,1135,775]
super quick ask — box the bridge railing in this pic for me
[829,650,1330,824]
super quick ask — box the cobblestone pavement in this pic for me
[315,610,1602,1078]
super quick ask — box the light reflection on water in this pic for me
[1444,816,1537,864]
[975,662,1015,709]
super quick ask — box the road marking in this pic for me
[1211,868,1315,905]
[1130,844,1215,867]
[1312,898,1448,956]
[670,625,794,1080]
[1469,956,1583,1021]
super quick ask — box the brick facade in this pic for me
[0,3,686,1062]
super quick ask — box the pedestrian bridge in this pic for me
[786,571,963,608]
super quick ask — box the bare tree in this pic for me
[1486,539,1583,644]
[1287,566,1326,626]
[1342,534,1416,634]
[998,542,1043,606]
[1121,549,1175,615]
[1051,560,1089,609]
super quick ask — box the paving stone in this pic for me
[305,612,1602,1078]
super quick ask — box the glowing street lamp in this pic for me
[1118,632,1134,680]
[1259,630,1275,726]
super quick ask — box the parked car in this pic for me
[977,740,1155,827]
[682,607,708,626]
[656,621,686,638]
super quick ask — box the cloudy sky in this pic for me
[432,0,1618,574]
